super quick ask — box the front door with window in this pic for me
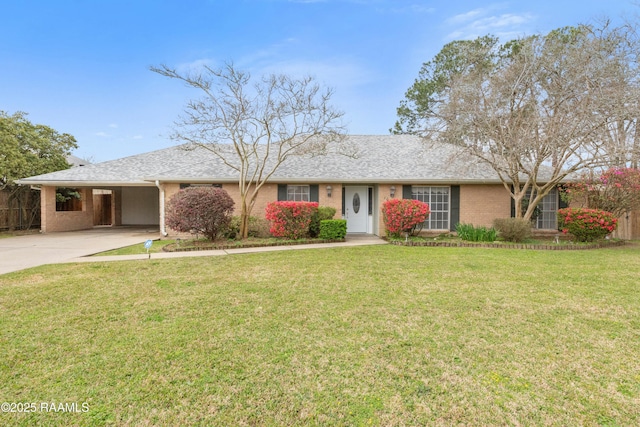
[344,186,368,233]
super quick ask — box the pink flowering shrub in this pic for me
[557,208,618,242]
[561,167,640,217]
[166,187,235,240]
[382,199,430,238]
[265,201,318,239]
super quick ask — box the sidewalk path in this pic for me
[68,235,388,264]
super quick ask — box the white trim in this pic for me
[155,181,168,236]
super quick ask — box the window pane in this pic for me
[287,185,310,202]
[412,186,449,230]
[536,188,558,229]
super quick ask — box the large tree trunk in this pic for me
[513,193,525,220]
[238,188,261,239]
[239,197,250,239]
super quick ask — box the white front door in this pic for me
[344,186,368,233]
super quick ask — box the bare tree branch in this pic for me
[395,22,640,220]
[151,62,347,238]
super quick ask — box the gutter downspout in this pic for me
[155,180,168,237]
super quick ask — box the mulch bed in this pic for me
[162,238,346,252]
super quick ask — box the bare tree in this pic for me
[395,23,640,220]
[598,22,640,168]
[151,63,347,238]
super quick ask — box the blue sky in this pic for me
[1,0,635,162]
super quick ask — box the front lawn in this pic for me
[1,245,639,426]
[93,239,176,256]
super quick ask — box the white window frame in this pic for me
[535,188,558,230]
[412,186,450,230]
[287,185,310,202]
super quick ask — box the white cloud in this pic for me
[95,132,109,137]
[132,135,143,140]
[444,4,535,41]
[259,58,376,89]
[447,8,484,25]
[108,123,118,128]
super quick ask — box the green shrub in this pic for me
[309,206,337,237]
[225,216,271,239]
[493,218,532,243]
[318,219,347,240]
[456,223,497,242]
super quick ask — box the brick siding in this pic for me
[40,186,94,232]
[459,184,511,227]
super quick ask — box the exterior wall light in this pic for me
[326,185,332,197]
[390,185,396,198]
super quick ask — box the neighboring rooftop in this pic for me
[67,154,91,167]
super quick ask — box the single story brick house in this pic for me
[18,134,570,236]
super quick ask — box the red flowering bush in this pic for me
[166,187,235,240]
[265,201,318,239]
[557,208,618,242]
[382,199,430,238]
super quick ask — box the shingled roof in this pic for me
[17,135,555,186]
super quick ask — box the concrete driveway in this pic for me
[0,227,160,275]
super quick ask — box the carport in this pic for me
[35,185,160,233]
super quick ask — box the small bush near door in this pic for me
[319,219,347,240]
[382,199,430,238]
[265,201,319,239]
[309,206,337,237]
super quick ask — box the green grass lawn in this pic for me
[93,239,175,256]
[1,245,639,426]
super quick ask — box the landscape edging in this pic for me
[162,238,347,252]
[388,240,626,250]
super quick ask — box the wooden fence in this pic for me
[614,210,640,240]
[0,189,41,230]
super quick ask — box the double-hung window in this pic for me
[516,187,559,229]
[534,188,558,229]
[412,186,450,230]
[287,185,310,201]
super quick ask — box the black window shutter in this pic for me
[558,187,568,209]
[310,185,319,202]
[277,184,287,201]
[342,187,345,215]
[402,185,413,199]
[450,185,460,231]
